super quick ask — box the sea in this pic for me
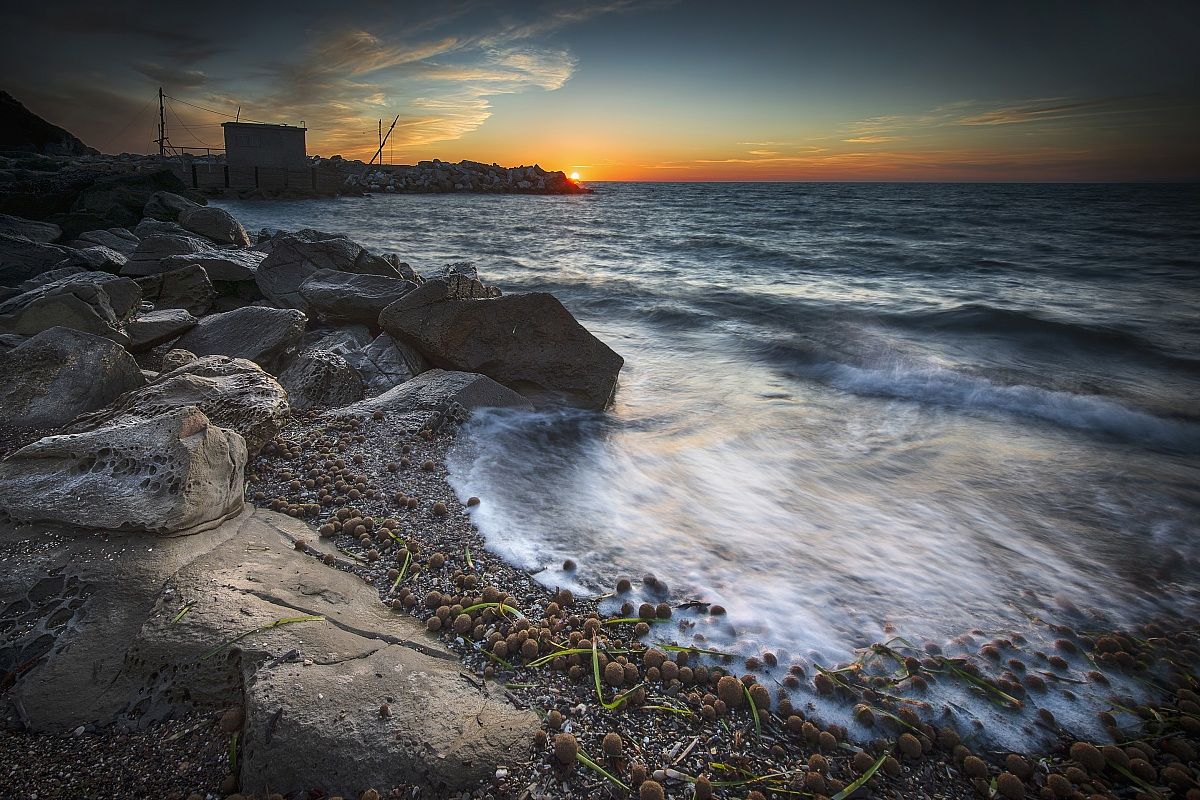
[215,182,1200,747]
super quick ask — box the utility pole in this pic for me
[364,115,400,175]
[378,119,383,165]
[156,87,167,156]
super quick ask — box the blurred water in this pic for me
[217,183,1200,746]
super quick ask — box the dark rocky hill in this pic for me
[0,90,98,156]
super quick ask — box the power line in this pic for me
[164,98,217,149]
[163,94,278,126]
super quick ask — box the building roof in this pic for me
[221,122,307,132]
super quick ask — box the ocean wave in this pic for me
[813,361,1200,451]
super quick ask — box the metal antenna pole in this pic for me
[156,87,166,156]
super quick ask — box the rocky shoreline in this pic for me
[0,179,1198,800]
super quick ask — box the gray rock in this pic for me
[0,272,142,343]
[379,276,624,409]
[350,332,427,395]
[0,233,73,284]
[301,325,372,357]
[177,205,250,247]
[173,306,306,374]
[143,191,200,222]
[71,228,139,256]
[159,247,264,282]
[330,368,531,430]
[0,508,535,795]
[16,266,85,291]
[278,349,364,411]
[121,233,211,276]
[161,348,197,372]
[0,214,61,243]
[382,252,421,283]
[134,263,216,316]
[0,327,146,428]
[126,308,197,352]
[298,269,416,325]
[52,244,128,273]
[70,355,289,455]
[132,218,188,238]
[255,230,404,310]
[0,406,245,534]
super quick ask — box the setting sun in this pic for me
[569,171,580,181]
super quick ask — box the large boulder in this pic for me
[177,205,251,247]
[0,406,245,534]
[0,214,61,243]
[61,169,196,236]
[71,227,139,256]
[0,327,145,428]
[330,368,531,431]
[0,272,141,343]
[173,306,306,374]
[350,332,427,395]
[159,247,264,281]
[133,218,188,238]
[255,230,404,309]
[0,508,536,796]
[51,243,128,273]
[278,349,364,411]
[70,355,290,455]
[298,269,416,325]
[15,265,84,291]
[0,233,73,284]
[125,308,197,352]
[379,276,624,409]
[143,191,200,222]
[121,232,210,276]
[134,263,216,316]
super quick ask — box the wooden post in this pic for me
[223,165,229,188]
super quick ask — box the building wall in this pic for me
[223,124,307,169]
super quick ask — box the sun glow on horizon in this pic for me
[569,171,581,180]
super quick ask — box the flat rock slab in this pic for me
[126,308,197,352]
[0,508,535,796]
[173,306,306,375]
[331,368,532,431]
[159,248,265,282]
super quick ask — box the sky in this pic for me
[2,0,1198,181]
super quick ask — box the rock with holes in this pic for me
[0,508,536,797]
[0,326,146,428]
[378,275,624,409]
[0,405,245,534]
[177,206,251,247]
[69,355,289,455]
[134,263,216,316]
[255,230,405,309]
[161,348,197,372]
[159,248,265,282]
[125,308,197,352]
[173,306,306,375]
[329,368,530,428]
[278,349,364,411]
[298,269,417,325]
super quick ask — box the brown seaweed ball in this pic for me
[616,578,632,593]
[709,604,726,615]
[638,780,664,800]
[962,755,988,781]
[432,502,448,517]
[552,733,577,766]
[996,772,1025,800]
[630,762,648,786]
[717,675,744,708]
[1069,742,1104,773]
[852,750,876,773]
[637,603,655,619]
[533,729,548,749]
[466,496,480,507]
[898,733,923,760]
[219,705,244,734]
[624,663,640,685]
[546,709,563,730]
[655,602,671,619]
[604,661,625,687]
[854,704,875,726]
[1005,755,1032,780]
[808,753,829,774]
[422,459,435,471]
[429,552,446,569]
[452,613,473,635]
[426,616,442,632]
[634,622,650,637]
[694,775,713,800]
[786,715,804,734]
[813,672,835,695]
[602,732,623,757]
[644,649,667,670]
[818,730,837,751]
[803,773,826,794]
[492,640,508,659]
[749,683,770,710]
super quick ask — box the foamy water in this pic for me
[217,182,1200,747]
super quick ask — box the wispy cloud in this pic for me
[843,134,905,143]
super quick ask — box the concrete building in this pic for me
[222,122,307,168]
